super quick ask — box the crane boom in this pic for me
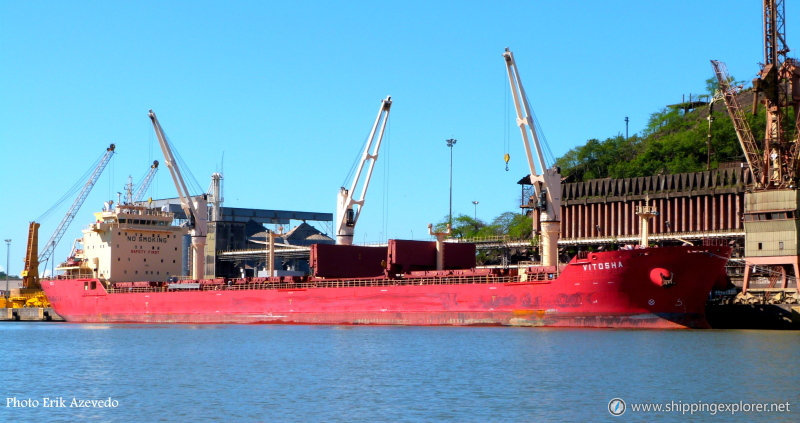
[764,0,788,67]
[148,110,207,279]
[132,160,159,202]
[715,1,800,189]
[503,50,547,180]
[336,96,392,245]
[711,60,767,187]
[149,110,199,223]
[38,144,116,270]
[503,48,561,268]
[786,58,800,165]
[21,222,40,289]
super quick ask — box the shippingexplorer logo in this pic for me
[608,398,626,416]
[608,398,792,416]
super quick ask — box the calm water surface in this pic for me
[0,323,797,422]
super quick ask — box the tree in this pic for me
[556,135,643,181]
[434,212,534,240]
[493,212,533,240]
[434,215,487,239]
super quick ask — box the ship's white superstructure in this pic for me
[58,204,187,282]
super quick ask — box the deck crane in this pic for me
[336,96,392,245]
[131,160,159,203]
[149,110,208,279]
[22,144,116,289]
[502,48,562,268]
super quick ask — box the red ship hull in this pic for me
[42,246,730,329]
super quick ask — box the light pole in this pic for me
[472,201,479,221]
[446,138,457,226]
[624,116,629,139]
[4,239,10,297]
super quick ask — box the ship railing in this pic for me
[447,235,516,243]
[302,274,523,289]
[172,276,195,281]
[108,287,162,293]
[217,277,495,290]
[105,274,546,294]
[55,271,95,280]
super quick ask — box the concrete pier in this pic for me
[0,308,64,321]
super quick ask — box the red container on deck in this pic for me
[443,243,476,270]
[387,240,437,274]
[310,244,387,278]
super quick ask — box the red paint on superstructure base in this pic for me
[42,246,730,329]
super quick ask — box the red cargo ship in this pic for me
[42,204,730,328]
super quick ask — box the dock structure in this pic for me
[520,166,749,247]
[739,189,800,301]
[519,165,800,304]
[147,197,333,278]
[1,308,63,321]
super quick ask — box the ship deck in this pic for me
[100,273,555,294]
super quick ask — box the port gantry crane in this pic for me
[502,48,562,269]
[22,144,116,289]
[149,110,208,280]
[711,0,800,189]
[336,96,392,245]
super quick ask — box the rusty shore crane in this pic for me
[712,0,800,190]
[711,0,800,300]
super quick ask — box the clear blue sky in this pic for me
[0,1,795,275]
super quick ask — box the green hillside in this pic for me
[554,77,796,182]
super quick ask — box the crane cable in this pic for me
[503,73,510,171]
[381,120,390,243]
[159,127,204,197]
[530,109,557,168]
[35,148,108,222]
[503,62,556,172]
[341,128,372,190]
